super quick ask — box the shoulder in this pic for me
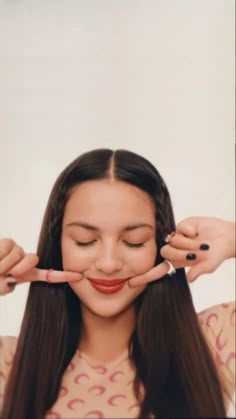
[0,336,18,385]
[0,336,18,410]
[0,335,18,361]
[197,300,235,323]
[197,301,235,343]
[197,301,235,412]
[197,301,235,361]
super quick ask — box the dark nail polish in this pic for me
[7,281,16,288]
[199,243,210,251]
[186,253,197,260]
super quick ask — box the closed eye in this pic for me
[75,240,96,246]
[74,240,145,248]
[124,242,145,248]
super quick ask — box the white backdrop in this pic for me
[0,0,235,336]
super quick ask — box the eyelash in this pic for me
[74,240,145,248]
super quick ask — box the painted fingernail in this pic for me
[7,280,17,289]
[199,243,210,251]
[186,253,197,260]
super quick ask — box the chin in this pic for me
[68,279,146,319]
[82,300,137,319]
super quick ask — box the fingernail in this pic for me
[46,269,54,282]
[165,231,176,243]
[186,253,197,260]
[7,280,17,289]
[199,243,210,251]
[165,260,176,277]
[128,280,138,288]
[69,273,83,282]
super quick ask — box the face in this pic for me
[61,179,157,318]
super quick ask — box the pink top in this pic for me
[0,301,235,418]
[46,349,139,419]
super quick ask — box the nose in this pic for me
[95,243,124,275]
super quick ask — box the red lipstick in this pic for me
[87,278,127,294]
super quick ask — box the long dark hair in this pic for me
[3,149,232,418]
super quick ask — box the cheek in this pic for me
[129,243,157,275]
[61,237,94,272]
[61,237,157,274]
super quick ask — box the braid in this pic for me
[153,181,176,252]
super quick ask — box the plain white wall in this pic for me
[0,0,235,336]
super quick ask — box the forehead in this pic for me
[63,180,155,224]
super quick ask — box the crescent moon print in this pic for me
[109,370,125,382]
[108,394,126,406]
[4,353,14,366]
[88,384,106,395]
[91,365,107,375]
[58,386,68,398]
[206,313,218,330]
[66,362,75,373]
[77,351,83,359]
[215,352,225,367]
[84,410,104,418]
[74,373,90,384]
[67,398,85,410]
[46,411,61,418]
[216,329,227,351]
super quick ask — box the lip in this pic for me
[89,280,126,294]
[87,278,128,286]
[87,277,128,295]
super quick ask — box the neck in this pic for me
[79,305,136,363]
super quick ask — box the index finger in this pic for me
[168,233,209,251]
[176,217,199,239]
[13,268,83,284]
[128,261,171,287]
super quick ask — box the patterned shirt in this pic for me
[0,301,235,418]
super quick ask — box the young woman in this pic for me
[0,149,235,418]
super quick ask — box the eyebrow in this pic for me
[66,221,154,232]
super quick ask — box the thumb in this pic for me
[186,260,212,283]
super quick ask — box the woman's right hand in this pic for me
[0,238,83,296]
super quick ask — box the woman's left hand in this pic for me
[128,217,235,287]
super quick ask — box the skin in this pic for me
[60,179,157,361]
[61,179,157,316]
[0,200,234,295]
[130,218,236,285]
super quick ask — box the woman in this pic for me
[0,149,235,418]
